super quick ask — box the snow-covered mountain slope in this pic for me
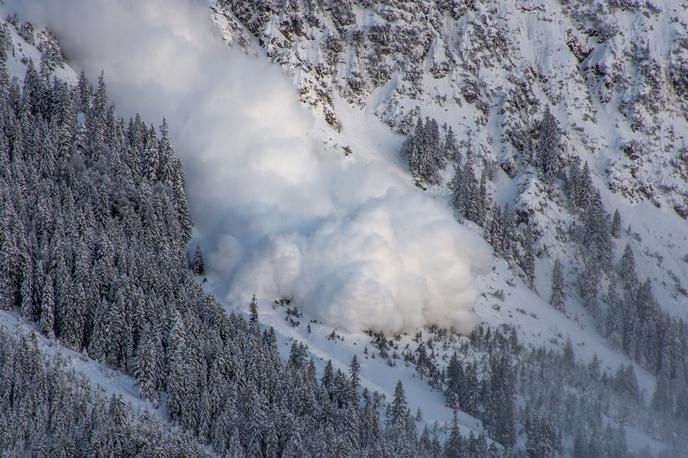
[211,0,688,317]
[212,0,688,205]
[6,0,688,455]
[0,310,159,414]
[2,13,75,83]
[204,99,662,453]
[207,0,688,353]
[206,0,688,453]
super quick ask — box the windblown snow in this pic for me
[10,0,490,333]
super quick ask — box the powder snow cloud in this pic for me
[9,0,490,334]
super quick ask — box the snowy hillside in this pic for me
[2,0,688,456]
[208,0,688,453]
[208,0,688,350]
[211,0,688,315]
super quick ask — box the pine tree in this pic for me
[538,106,560,183]
[520,225,536,289]
[484,206,502,254]
[476,171,488,226]
[578,162,594,208]
[322,360,335,401]
[589,354,601,381]
[388,381,409,428]
[462,362,480,416]
[577,260,600,308]
[618,244,638,290]
[143,125,159,181]
[0,23,10,64]
[77,70,91,112]
[192,245,205,276]
[444,409,462,457]
[652,365,673,414]
[283,428,306,457]
[171,159,192,242]
[582,191,612,272]
[450,163,465,218]
[445,352,463,409]
[443,126,459,162]
[349,354,361,405]
[676,386,688,422]
[39,272,55,339]
[23,59,45,117]
[485,352,515,447]
[157,118,175,185]
[427,117,443,170]
[0,202,23,310]
[550,258,565,311]
[562,338,575,368]
[19,267,34,320]
[463,160,479,222]
[166,313,189,421]
[604,282,625,348]
[570,160,594,210]
[611,209,621,238]
[135,326,160,405]
[526,414,559,458]
[249,294,259,327]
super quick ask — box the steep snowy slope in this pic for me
[211,0,688,317]
[7,0,688,455]
[207,0,688,453]
[204,97,663,453]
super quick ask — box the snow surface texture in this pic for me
[8,0,490,334]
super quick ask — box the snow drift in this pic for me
[9,0,490,333]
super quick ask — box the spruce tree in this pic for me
[444,409,463,457]
[538,105,560,183]
[135,327,160,405]
[462,160,479,223]
[192,245,205,276]
[582,191,612,272]
[550,258,565,311]
[249,294,259,327]
[618,244,638,290]
[388,380,409,428]
[611,209,621,238]
[577,260,600,308]
[485,352,515,447]
[604,282,625,348]
[526,414,559,458]
[476,171,488,226]
[406,117,443,186]
[39,272,55,339]
[443,125,459,162]
[349,354,361,405]
[445,352,463,409]
[450,163,465,219]
[652,366,673,413]
[520,225,536,289]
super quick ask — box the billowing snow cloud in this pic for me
[9,0,490,333]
